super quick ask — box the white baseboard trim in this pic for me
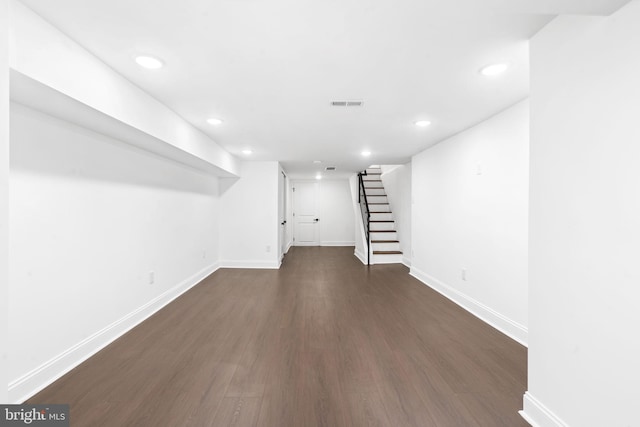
[409,267,528,347]
[321,241,355,247]
[401,256,412,268]
[520,392,569,427]
[354,249,367,265]
[219,260,280,269]
[8,262,221,404]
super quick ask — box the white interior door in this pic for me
[293,181,319,246]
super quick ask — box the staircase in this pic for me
[362,167,403,264]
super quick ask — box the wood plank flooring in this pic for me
[28,247,528,426]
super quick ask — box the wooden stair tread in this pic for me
[370,220,394,223]
[370,230,396,233]
[373,250,403,255]
[368,203,389,205]
[371,240,399,243]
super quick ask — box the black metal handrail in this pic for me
[358,171,371,265]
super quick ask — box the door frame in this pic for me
[279,170,288,261]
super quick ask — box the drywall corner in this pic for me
[0,0,9,404]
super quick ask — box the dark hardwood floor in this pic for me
[29,247,528,426]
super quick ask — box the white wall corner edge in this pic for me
[219,260,280,269]
[409,267,528,347]
[402,256,412,268]
[520,392,570,427]
[8,262,221,404]
[354,249,367,265]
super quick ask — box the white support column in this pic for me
[1,0,10,404]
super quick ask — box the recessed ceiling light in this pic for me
[315,174,322,180]
[313,160,322,164]
[361,151,372,157]
[242,149,252,155]
[207,118,224,126]
[480,63,509,76]
[135,55,164,69]
[415,120,431,127]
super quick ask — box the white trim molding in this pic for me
[401,256,412,268]
[520,392,570,427]
[219,260,280,269]
[8,262,220,403]
[410,267,528,346]
[321,241,355,247]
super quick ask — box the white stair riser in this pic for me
[370,231,397,240]
[365,188,386,196]
[370,212,393,221]
[366,168,382,174]
[370,222,395,231]
[362,175,381,181]
[363,180,382,188]
[368,205,390,212]
[367,195,388,204]
[371,253,404,264]
[371,242,401,252]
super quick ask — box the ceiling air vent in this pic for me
[325,166,336,171]
[331,100,363,107]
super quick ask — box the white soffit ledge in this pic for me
[446,0,632,15]
[10,71,238,178]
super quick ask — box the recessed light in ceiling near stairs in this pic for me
[480,63,509,76]
[134,55,164,69]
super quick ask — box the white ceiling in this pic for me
[18,0,630,178]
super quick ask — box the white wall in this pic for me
[411,100,529,345]
[1,0,9,403]
[9,103,221,402]
[381,164,412,266]
[9,0,238,177]
[290,178,355,248]
[318,179,355,246]
[219,161,280,268]
[524,3,640,426]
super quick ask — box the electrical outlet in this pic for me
[461,268,467,281]
[149,271,155,285]
[202,250,206,259]
[266,245,271,253]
